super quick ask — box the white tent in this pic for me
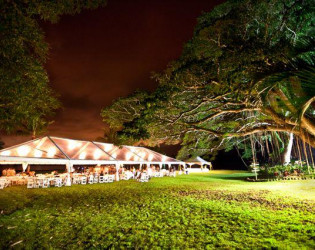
[0,136,184,178]
[185,156,212,172]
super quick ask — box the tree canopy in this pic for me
[0,0,107,137]
[101,0,315,161]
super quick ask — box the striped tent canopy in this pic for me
[0,136,183,167]
[185,156,211,166]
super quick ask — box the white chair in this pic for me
[140,174,149,182]
[3,179,10,187]
[54,178,62,187]
[81,176,87,185]
[93,176,99,184]
[99,176,104,183]
[27,181,34,189]
[30,178,39,188]
[170,172,176,177]
[72,177,80,185]
[88,176,94,184]
[135,172,141,180]
[103,176,109,183]
[0,180,6,189]
[42,179,50,188]
[108,175,114,183]
[36,179,44,188]
[123,175,129,181]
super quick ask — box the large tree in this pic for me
[101,91,148,144]
[102,0,315,161]
[0,0,107,138]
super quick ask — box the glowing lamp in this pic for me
[126,152,132,160]
[93,150,102,159]
[47,147,56,157]
[34,150,43,157]
[68,141,82,150]
[104,144,112,152]
[17,146,31,156]
[148,154,154,161]
[0,150,11,156]
[68,141,76,150]
[162,156,168,162]
[79,152,86,159]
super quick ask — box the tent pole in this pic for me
[115,163,120,181]
[65,162,72,186]
[22,162,28,172]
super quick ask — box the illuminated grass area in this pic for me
[0,171,314,249]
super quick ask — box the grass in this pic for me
[0,170,314,249]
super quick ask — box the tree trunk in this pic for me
[282,133,294,165]
[31,130,36,140]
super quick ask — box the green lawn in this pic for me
[0,171,314,249]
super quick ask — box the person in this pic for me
[132,167,136,178]
[136,169,141,180]
[147,166,152,177]
[89,172,94,182]
[185,166,189,175]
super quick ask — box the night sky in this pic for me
[3,0,223,147]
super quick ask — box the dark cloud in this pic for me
[3,0,223,147]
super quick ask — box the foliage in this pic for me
[259,163,313,178]
[101,91,148,131]
[0,0,107,136]
[0,171,314,249]
[101,0,315,161]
